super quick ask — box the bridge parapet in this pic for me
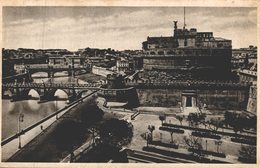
[2,82,103,102]
[2,82,102,89]
[25,64,84,69]
[2,73,33,84]
[24,64,88,77]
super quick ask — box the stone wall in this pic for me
[136,88,249,110]
[137,89,182,107]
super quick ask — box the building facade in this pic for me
[141,21,232,80]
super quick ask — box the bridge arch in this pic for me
[54,89,69,99]
[75,69,87,76]
[28,89,41,98]
[3,89,13,98]
[52,71,68,77]
[30,71,49,78]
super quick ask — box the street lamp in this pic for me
[205,140,208,151]
[55,99,58,119]
[18,113,24,149]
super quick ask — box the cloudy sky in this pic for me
[3,7,257,51]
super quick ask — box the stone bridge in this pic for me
[25,64,89,77]
[2,82,102,103]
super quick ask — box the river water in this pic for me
[2,72,88,140]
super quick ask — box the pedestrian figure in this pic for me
[40,125,44,132]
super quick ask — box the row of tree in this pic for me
[159,111,256,135]
[224,111,256,132]
[154,117,256,162]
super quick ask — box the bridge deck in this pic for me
[2,82,102,89]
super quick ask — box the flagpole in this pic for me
[184,7,186,30]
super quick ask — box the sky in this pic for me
[3,7,257,51]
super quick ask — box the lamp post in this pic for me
[18,113,24,149]
[205,140,208,151]
[55,98,58,119]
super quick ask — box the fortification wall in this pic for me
[136,88,249,110]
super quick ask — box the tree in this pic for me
[224,111,237,128]
[239,145,256,163]
[99,118,133,148]
[80,105,104,126]
[248,115,256,131]
[159,114,166,125]
[53,119,85,162]
[148,125,155,141]
[183,134,203,156]
[176,115,184,125]
[187,113,194,127]
[187,113,204,127]
[232,115,245,135]
[237,113,254,131]
[208,118,223,133]
[198,113,206,124]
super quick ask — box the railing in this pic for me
[1,90,98,146]
[25,64,86,70]
[125,80,251,89]
[2,82,103,89]
[131,111,140,120]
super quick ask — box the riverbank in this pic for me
[6,94,126,162]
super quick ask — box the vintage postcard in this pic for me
[0,0,259,167]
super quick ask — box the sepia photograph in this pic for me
[0,0,258,166]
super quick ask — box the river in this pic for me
[2,72,88,140]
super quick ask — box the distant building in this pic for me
[232,45,257,70]
[232,46,257,83]
[116,57,134,74]
[238,68,257,83]
[86,57,104,66]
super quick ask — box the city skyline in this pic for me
[3,7,257,51]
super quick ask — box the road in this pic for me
[2,90,95,161]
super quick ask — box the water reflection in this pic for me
[2,99,66,140]
[2,72,86,140]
